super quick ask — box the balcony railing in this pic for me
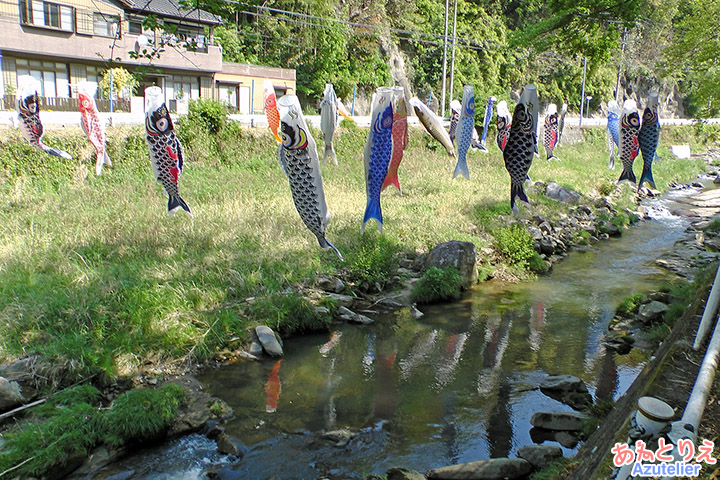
[1,95,131,112]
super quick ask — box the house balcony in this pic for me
[2,94,130,112]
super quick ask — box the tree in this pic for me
[99,67,139,99]
[663,0,720,117]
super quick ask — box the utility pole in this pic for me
[579,56,587,127]
[448,0,458,109]
[440,0,449,118]
[614,27,627,103]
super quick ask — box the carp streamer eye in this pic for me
[82,100,90,108]
[156,117,169,131]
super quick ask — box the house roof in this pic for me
[117,0,222,25]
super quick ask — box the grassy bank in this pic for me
[0,107,715,382]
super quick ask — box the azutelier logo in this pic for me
[612,438,717,478]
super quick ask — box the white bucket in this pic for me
[635,396,675,438]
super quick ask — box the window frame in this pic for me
[19,0,75,32]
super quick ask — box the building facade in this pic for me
[0,0,296,113]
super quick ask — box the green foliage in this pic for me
[493,224,536,268]
[345,233,399,287]
[248,292,331,336]
[100,385,185,447]
[0,384,184,477]
[411,266,463,304]
[598,181,615,197]
[528,252,549,273]
[531,457,576,480]
[183,99,228,135]
[99,67,138,101]
[616,293,646,317]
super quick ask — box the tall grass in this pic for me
[0,114,714,379]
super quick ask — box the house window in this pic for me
[93,13,118,37]
[15,59,70,98]
[19,0,74,32]
[128,19,142,34]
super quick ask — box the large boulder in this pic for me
[337,306,374,325]
[530,412,588,431]
[517,445,563,470]
[426,458,532,479]
[387,466,426,480]
[425,241,478,289]
[255,325,284,357]
[638,301,669,324]
[545,182,582,204]
[0,376,24,412]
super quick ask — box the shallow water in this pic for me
[82,186,706,480]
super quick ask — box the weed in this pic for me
[248,292,331,336]
[493,224,536,268]
[531,458,576,480]
[100,384,185,447]
[345,233,399,288]
[598,181,615,196]
[528,252,549,273]
[411,266,463,304]
[616,293,646,317]
[704,218,720,233]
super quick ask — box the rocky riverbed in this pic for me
[3,160,720,479]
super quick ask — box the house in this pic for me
[215,62,295,114]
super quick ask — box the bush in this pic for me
[412,266,463,304]
[346,233,398,287]
[493,224,536,268]
[528,251,549,273]
[185,99,228,135]
[616,293,646,317]
[100,384,185,447]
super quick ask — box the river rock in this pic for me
[64,445,128,478]
[387,466,426,480]
[425,241,478,288]
[255,325,284,356]
[317,276,345,293]
[555,431,580,449]
[216,432,247,457]
[248,341,264,356]
[638,301,669,324]
[337,306,374,325]
[325,293,355,308]
[545,182,582,204]
[599,220,621,236]
[517,445,563,470]
[0,376,24,411]
[539,375,592,410]
[322,429,356,447]
[540,375,587,393]
[530,412,588,431]
[409,304,424,319]
[426,458,532,479]
[167,376,233,437]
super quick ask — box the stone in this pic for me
[539,375,592,410]
[216,432,247,457]
[322,429,355,447]
[517,445,563,470]
[409,304,424,319]
[540,375,588,393]
[65,445,128,478]
[539,238,555,255]
[166,376,232,437]
[425,240,478,288]
[337,306,374,325]
[0,376,24,411]
[555,431,580,449]
[398,258,415,269]
[248,341,263,356]
[545,182,582,204]
[638,301,669,324]
[530,411,588,431]
[317,276,345,293]
[325,293,355,308]
[387,466,426,480]
[426,458,532,479]
[365,475,386,480]
[598,220,621,236]
[255,325,284,356]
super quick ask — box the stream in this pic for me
[79,185,710,480]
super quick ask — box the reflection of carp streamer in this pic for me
[265,359,282,413]
[399,329,439,381]
[477,318,512,395]
[434,332,468,390]
[362,333,376,377]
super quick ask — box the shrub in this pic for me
[346,234,398,287]
[704,218,720,233]
[99,384,185,448]
[598,181,615,197]
[185,99,228,134]
[493,224,536,268]
[616,293,646,317]
[528,251,549,273]
[412,266,463,304]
